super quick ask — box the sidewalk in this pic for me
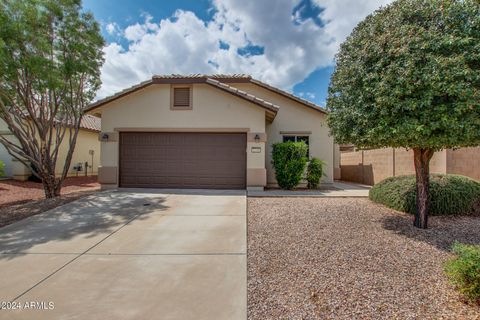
[248,181,370,197]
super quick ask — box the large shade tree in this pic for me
[327,0,480,228]
[0,0,104,198]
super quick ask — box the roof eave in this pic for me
[85,79,154,113]
[85,74,323,118]
[204,78,279,121]
[249,79,328,114]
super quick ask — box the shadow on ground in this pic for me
[0,176,98,190]
[381,213,480,252]
[0,192,169,258]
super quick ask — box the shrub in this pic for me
[272,141,308,190]
[369,174,480,215]
[306,158,325,189]
[0,160,4,177]
[445,242,480,304]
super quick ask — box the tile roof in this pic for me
[80,114,101,132]
[153,74,251,80]
[86,79,153,112]
[85,74,327,115]
[205,78,280,113]
[249,79,327,114]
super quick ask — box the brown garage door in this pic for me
[119,132,246,189]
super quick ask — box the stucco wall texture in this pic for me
[94,82,333,188]
[233,83,333,184]
[340,147,480,185]
[0,119,100,179]
[96,83,267,188]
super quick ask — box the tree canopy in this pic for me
[327,0,480,151]
[0,0,104,197]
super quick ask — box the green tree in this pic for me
[0,160,4,177]
[327,0,480,228]
[0,0,104,198]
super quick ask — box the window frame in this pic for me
[170,84,193,110]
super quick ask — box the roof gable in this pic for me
[85,74,326,117]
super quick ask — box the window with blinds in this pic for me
[171,86,192,109]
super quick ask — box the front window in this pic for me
[282,135,310,157]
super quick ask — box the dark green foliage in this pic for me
[306,157,325,189]
[0,160,4,177]
[327,0,480,150]
[0,0,105,104]
[272,142,308,190]
[445,242,480,304]
[369,174,480,215]
[0,0,104,197]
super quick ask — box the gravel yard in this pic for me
[248,198,480,319]
[0,176,100,227]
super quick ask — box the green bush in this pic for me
[306,158,325,189]
[369,174,480,215]
[272,142,308,190]
[0,160,4,177]
[445,242,480,304]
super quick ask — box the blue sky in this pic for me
[83,0,392,106]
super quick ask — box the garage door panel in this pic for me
[150,134,168,145]
[121,134,137,145]
[120,132,246,189]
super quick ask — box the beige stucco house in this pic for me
[86,74,335,190]
[0,115,101,180]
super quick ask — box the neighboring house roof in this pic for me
[80,114,101,132]
[2,112,100,133]
[85,74,327,116]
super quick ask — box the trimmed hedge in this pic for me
[272,141,308,190]
[306,158,325,189]
[445,242,480,304]
[369,174,480,215]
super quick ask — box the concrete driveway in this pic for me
[0,189,246,320]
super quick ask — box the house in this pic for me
[86,74,336,190]
[0,115,101,180]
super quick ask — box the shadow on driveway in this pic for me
[0,191,169,258]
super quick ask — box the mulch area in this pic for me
[248,198,480,319]
[0,176,100,227]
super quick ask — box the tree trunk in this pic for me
[42,175,61,198]
[413,148,435,229]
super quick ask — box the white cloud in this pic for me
[314,0,393,42]
[105,22,120,36]
[298,92,316,99]
[97,0,392,99]
[124,15,159,42]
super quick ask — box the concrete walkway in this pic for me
[0,190,246,320]
[248,181,371,197]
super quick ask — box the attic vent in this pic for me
[171,86,192,109]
